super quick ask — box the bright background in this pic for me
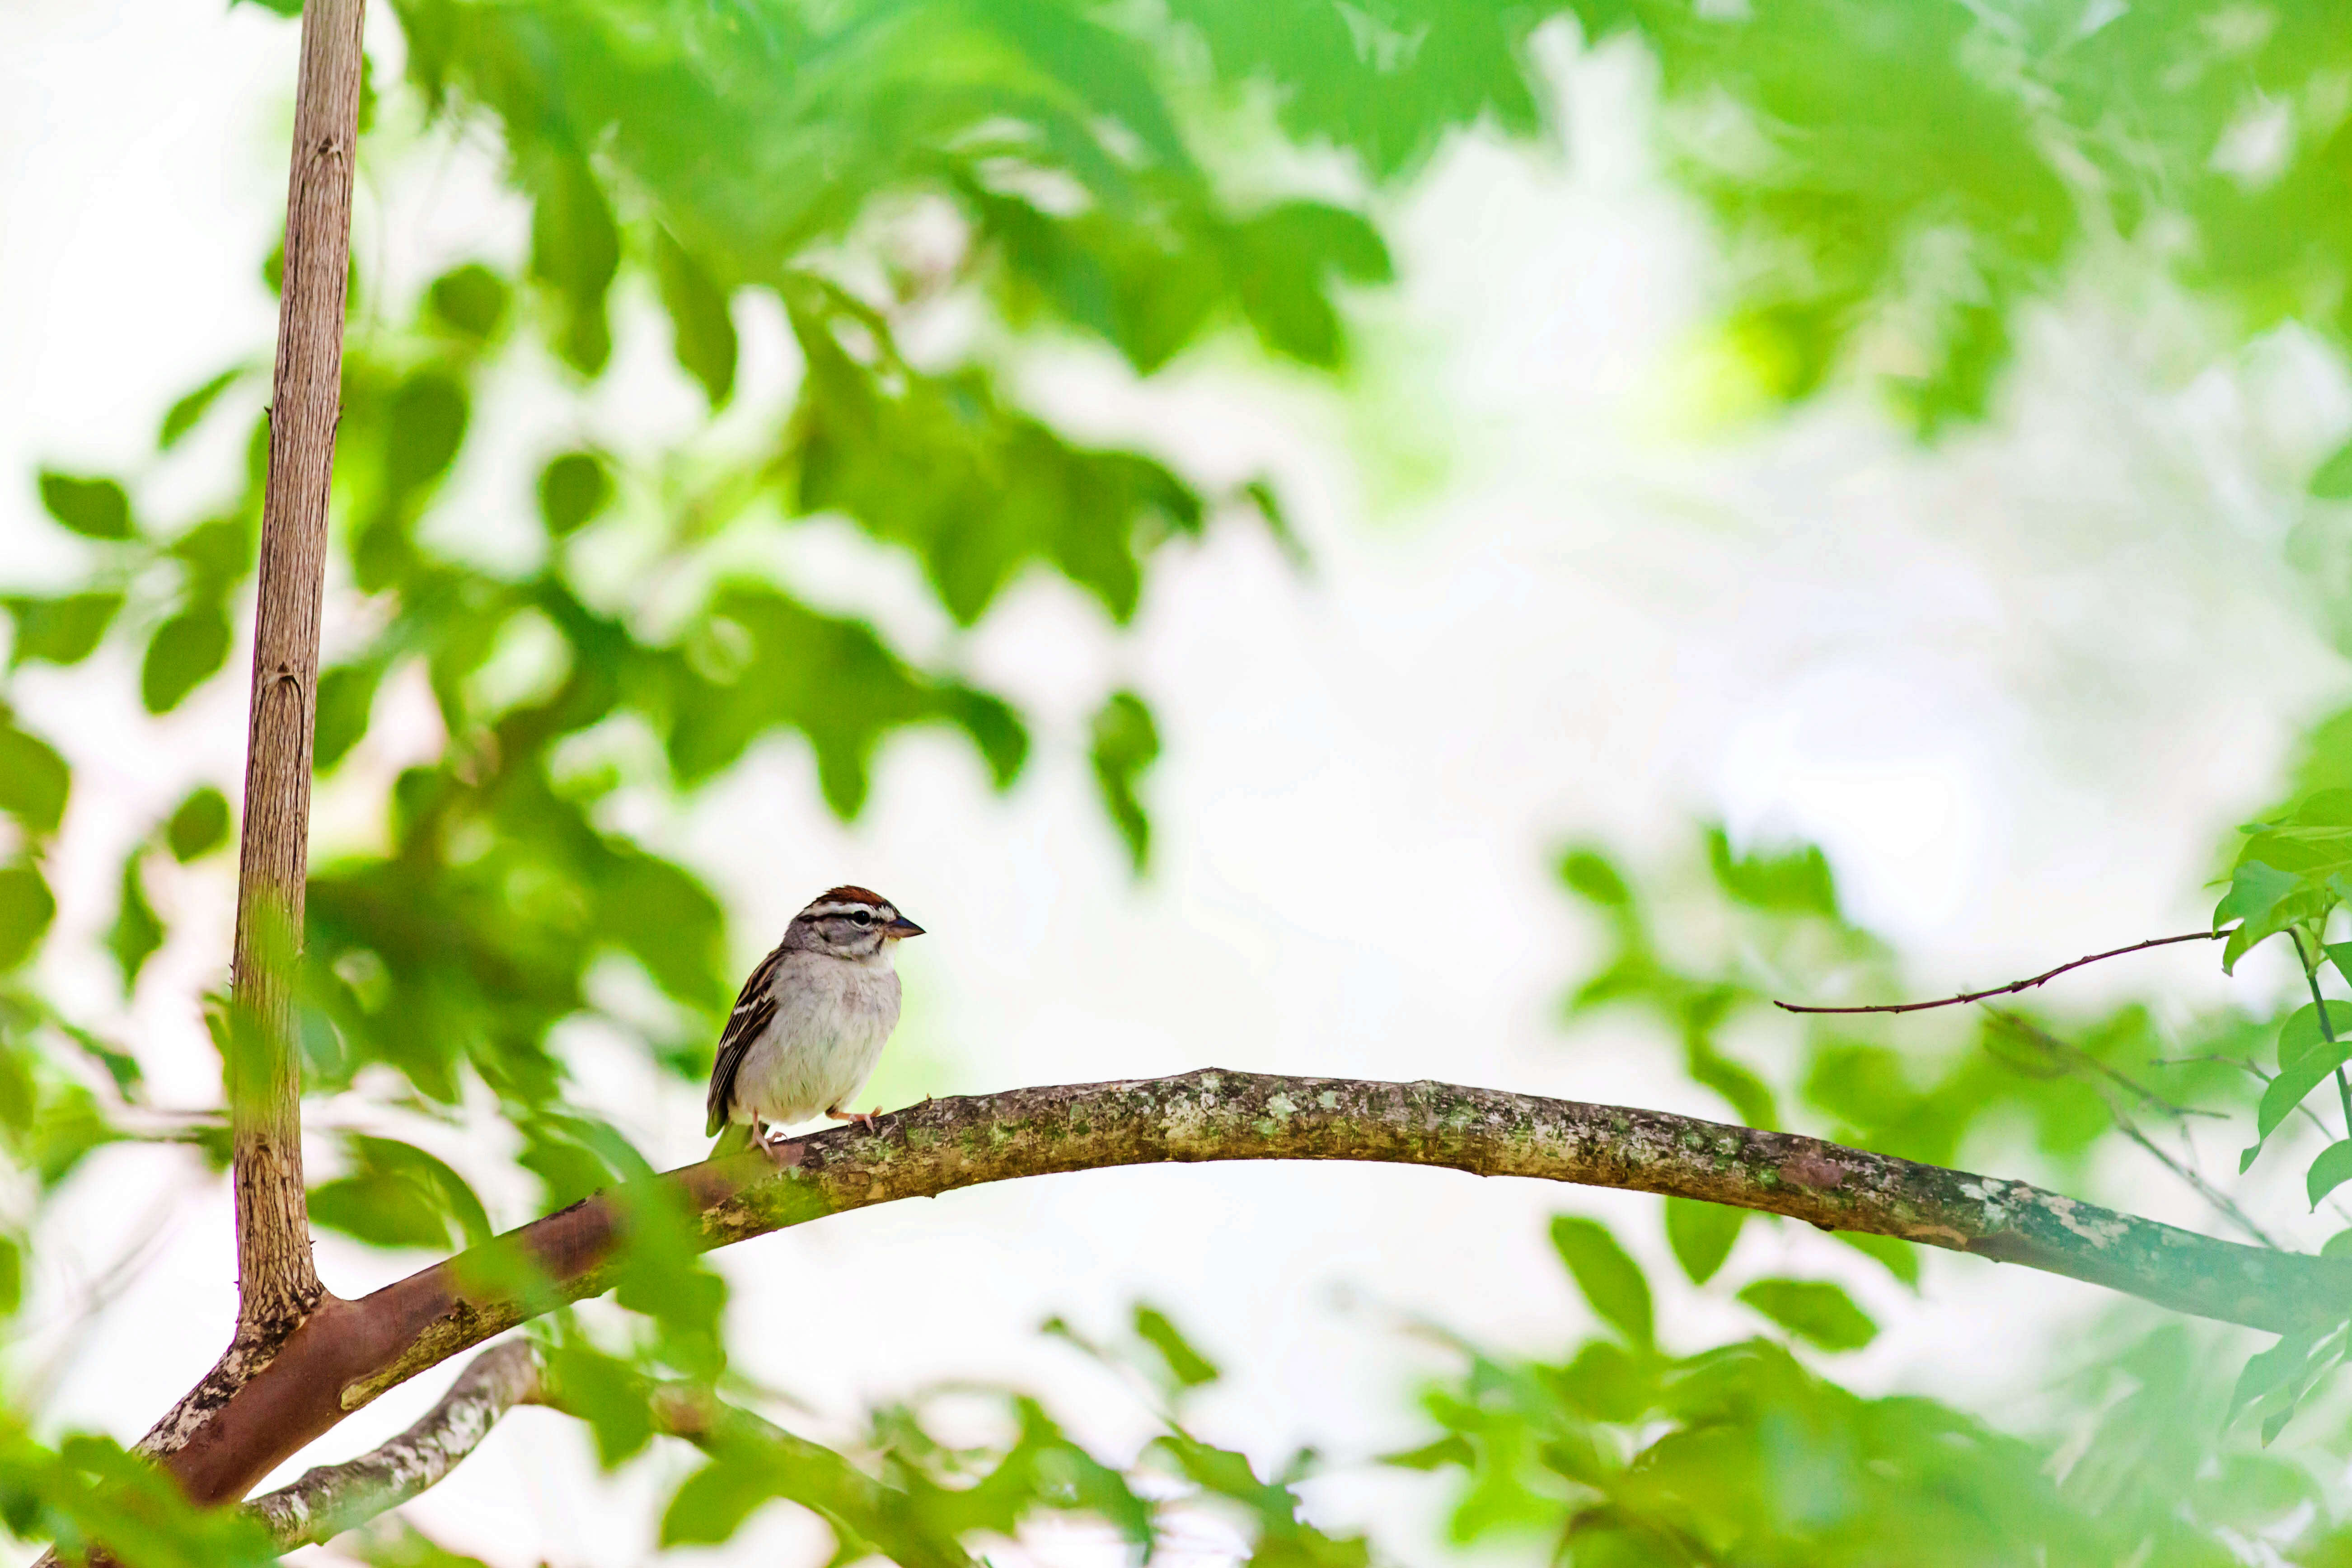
[6,1,2350,1562]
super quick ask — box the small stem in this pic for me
[2289,931,2352,1140]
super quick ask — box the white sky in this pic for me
[7,1,2352,1564]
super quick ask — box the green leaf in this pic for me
[655,229,737,407]
[2315,436,2352,500]
[308,1134,494,1251]
[1089,691,1160,874]
[1557,848,1633,908]
[661,1453,779,1547]
[1736,1278,1878,1351]
[2310,1141,2352,1209]
[2216,860,2302,971]
[0,864,56,971]
[141,605,233,714]
[314,662,383,772]
[0,718,71,838]
[1134,1302,1220,1389]
[165,787,231,862]
[384,370,470,496]
[105,851,164,996]
[1663,1196,1744,1285]
[529,154,621,376]
[0,1234,22,1318]
[2279,1002,2352,1068]
[159,366,244,450]
[37,470,135,539]
[537,451,614,538]
[5,592,122,668]
[546,1342,655,1468]
[1228,201,1392,367]
[1831,1229,1921,1287]
[2248,1044,2351,1165]
[1549,1216,1653,1348]
[1705,826,1841,918]
[426,262,511,342]
[2229,1330,2323,1424]
[172,516,254,597]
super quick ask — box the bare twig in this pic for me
[1772,929,2228,1016]
[2105,1111,2282,1250]
[136,1070,2352,1510]
[1982,1009,2221,1120]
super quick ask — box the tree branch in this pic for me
[1772,929,2226,1015]
[225,0,365,1340]
[143,1070,2352,1512]
[248,1341,539,1547]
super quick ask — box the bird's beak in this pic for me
[885,916,925,939]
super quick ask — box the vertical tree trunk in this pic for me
[229,0,368,1337]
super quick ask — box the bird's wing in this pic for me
[706,945,784,1136]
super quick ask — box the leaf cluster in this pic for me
[1398,1210,2352,1567]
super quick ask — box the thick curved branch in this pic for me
[158,1070,2352,1511]
[248,1341,539,1547]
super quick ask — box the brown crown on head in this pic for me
[805,885,890,912]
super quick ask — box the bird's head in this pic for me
[787,886,924,960]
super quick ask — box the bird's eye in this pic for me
[852,910,874,927]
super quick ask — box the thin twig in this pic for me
[1772,929,2229,1016]
[2106,1108,2282,1250]
[1982,1009,2223,1120]
[2287,931,2352,1140]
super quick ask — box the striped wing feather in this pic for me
[706,945,785,1136]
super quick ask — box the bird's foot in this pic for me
[754,1123,806,1166]
[826,1104,881,1132]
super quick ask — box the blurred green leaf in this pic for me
[0,716,70,839]
[1832,1229,1921,1288]
[426,262,510,342]
[661,1450,779,1546]
[1557,847,1632,908]
[37,471,135,540]
[2314,436,2352,500]
[1736,1278,1878,1352]
[309,1133,494,1252]
[159,366,245,450]
[140,605,232,714]
[5,593,122,669]
[384,369,469,496]
[1549,1216,1653,1349]
[537,451,613,538]
[165,786,231,862]
[1089,691,1161,874]
[2310,1140,2352,1208]
[1663,1196,1744,1286]
[171,516,254,597]
[655,229,736,407]
[529,153,620,376]
[1134,1303,1220,1390]
[314,662,383,772]
[104,851,163,997]
[545,1340,654,1468]
[1707,825,1841,918]
[0,865,56,972]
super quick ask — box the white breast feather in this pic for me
[727,949,901,1127]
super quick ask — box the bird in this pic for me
[705,886,924,1152]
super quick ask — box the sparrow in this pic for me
[706,886,924,1151]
